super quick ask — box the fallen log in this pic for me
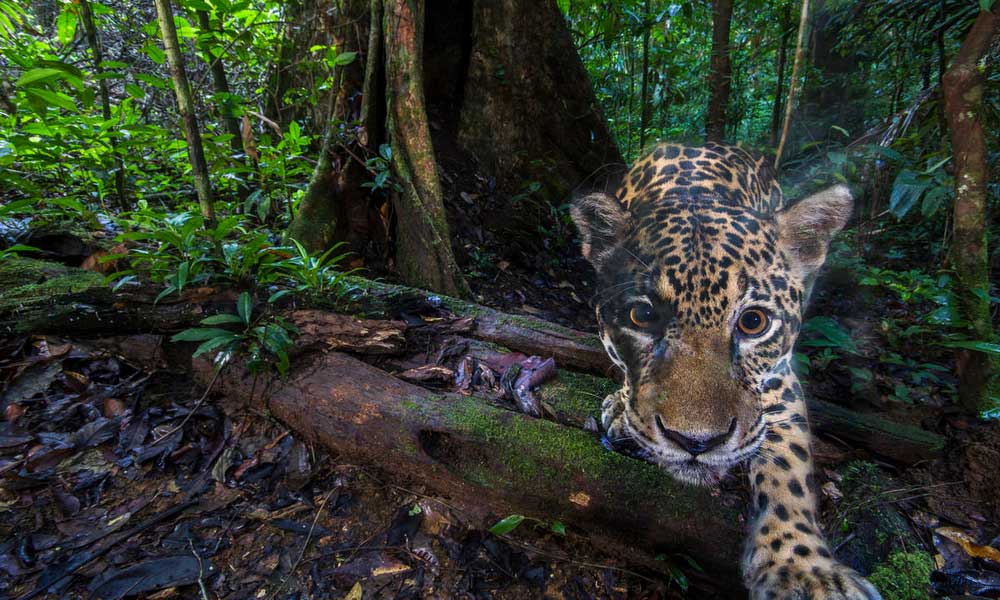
[343,277,614,376]
[0,258,945,464]
[191,351,747,582]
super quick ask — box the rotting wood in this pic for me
[288,310,407,355]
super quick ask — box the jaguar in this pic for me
[570,143,881,600]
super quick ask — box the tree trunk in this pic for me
[195,10,243,157]
[384,0,468,297]
[638,0,652,151]
[705,0,733,142]
[774,0,810,171]
[454,0,623,195]
[796,0,864,143]
[279,0,620,281]
[942,3,999,412]
[153,0,215,224]
[284,0,376,254]
[769,3,791,148]
[79,0,127,208]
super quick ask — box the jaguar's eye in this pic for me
[737,308,770,337]
[628,303,656,328]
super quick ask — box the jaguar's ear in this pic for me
[776,184,853,275]
[570,192,630,269]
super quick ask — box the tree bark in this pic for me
[383,0,468,297]
[79,0,127,208]
[638,0,652,151]
[284,0,375,254]
[195,10,243,158]
[774,0,810,171]
[769,3,791,148]
[705,0,734,142]
[153,0,215,224]
[285,123,341,249]
[942,3,999,412]
[454,0,623,195]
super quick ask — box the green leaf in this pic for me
[488,514,525,536]
[889,170,929,219]
[124,83,145,99]
[171,327,238,342]
[155,285,179,304]
[829,125,849,138]
[142,41,166,64]
[192,333,240,357]
[801,317,858,354]
[16,68,67,87]
[237,291,252,324]
[201,313,244,325]
[268,289,294,303]
[2,244,40,253]
[25,88,77,112]
[56,6,77,45]
[867,145,904,163]
[980,0,993,11]
[333,51,357,66]
[940,340,1000,354]
[550,521,566,536]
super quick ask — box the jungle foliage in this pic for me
[0,0,997,413]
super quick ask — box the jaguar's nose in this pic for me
[655,416,736,456]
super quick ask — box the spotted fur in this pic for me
[572,143,881,600]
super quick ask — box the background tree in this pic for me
[78,0,126,207]
[383,0,467,295]
[942,1,999,411]
[153,0,214,223]
[706,0,734,141]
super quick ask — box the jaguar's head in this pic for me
[572,185,852,485]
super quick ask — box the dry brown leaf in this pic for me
[343,582,363,600]
[935,526,1000,565]
[4,403,25,422]
[102,397,126,418]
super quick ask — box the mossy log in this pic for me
[0,258,944,464]
[191,350,746,582]
[0,258,237,336]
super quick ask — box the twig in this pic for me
[151,366,224,445]
[833,532,855,554]
[190,539,211,600]
[268,488,336,599]
[774,0,810,171]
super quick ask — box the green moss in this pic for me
[0,258,105,314]
[868,551,934,600]
[537,370,617,422]
[834,461,919,573]
[403,393,715,519]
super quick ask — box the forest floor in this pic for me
[0,336,700,599]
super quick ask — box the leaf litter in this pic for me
[0,335,699,599]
